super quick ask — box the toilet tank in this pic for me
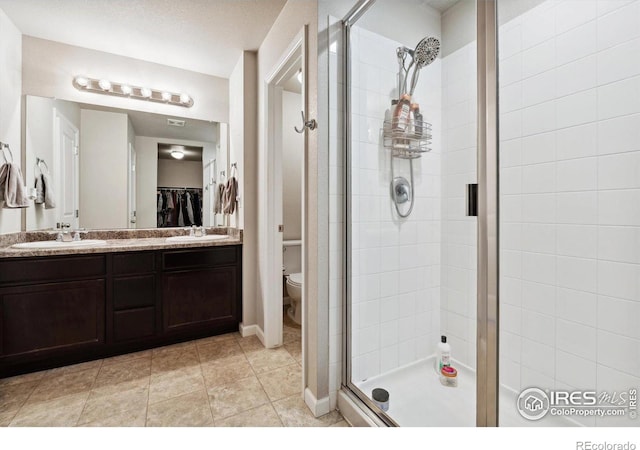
[282,240,302,275]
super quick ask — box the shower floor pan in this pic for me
[356,357,577,427]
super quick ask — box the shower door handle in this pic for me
[466,184,478,217]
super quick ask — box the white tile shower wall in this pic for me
[440,41,478,370]
[498,0,640,426]
[349,26,442,383]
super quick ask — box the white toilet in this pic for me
[283,240,303,325]
[285,272,303,325]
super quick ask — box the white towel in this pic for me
[42,172,56,209]
[0,162,29,208]
[34,174,45,204]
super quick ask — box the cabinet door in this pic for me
[0,279,105,357]
[162,266,237,333]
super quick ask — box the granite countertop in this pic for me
[0,227,243,258]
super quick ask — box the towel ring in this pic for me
[0,142,14,164]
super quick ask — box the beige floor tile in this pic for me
[25,368,98,405]
[207,375,270,420]
[257,364,302,402]
[197,339,244,363]
[0,381,39,414]
[151,341,196,357]
[93,357,150,392]
[0,370,48,388]
[47,359,103,376]
[245,347,296,374]
[201,354,253,389]
[10,392,89,427]
[79,406,147,427]
[272,394,343,427]
[78,384,149,425]
[195,332,237,346]
[283,341,302,363]
[330,420,350,427]
[0,409,18,427]
[101,349,152,367]
[151,346,199,374]
[237,335,264,352]
[147,390,213,427]
[283,326,301,344]
[149,365,205,405]
[215,403,283,427]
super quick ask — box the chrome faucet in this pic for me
[56,223,72,242]
[72,228,87,241]
[189,225,206,237]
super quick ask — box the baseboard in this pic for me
[304,388,331,418]
[239,323,261,338]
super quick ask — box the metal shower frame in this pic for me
[340,0,500,427]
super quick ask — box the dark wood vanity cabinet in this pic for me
[0,245,242,377]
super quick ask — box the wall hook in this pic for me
[294,111,317,133]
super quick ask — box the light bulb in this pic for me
[98,79,112,91]
[121,84,132,95]
[179,93,191,104]
[140,87,152,98]
[170,150,184,160]
[75,76,89,87]
[161,92,172,102]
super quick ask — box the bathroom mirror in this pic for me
[24,95,229,231]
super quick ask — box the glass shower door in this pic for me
[343,0,479,426]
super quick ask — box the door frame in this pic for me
[263,27,308,367]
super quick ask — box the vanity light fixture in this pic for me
[170,150,185,160]
[296,69,303,84]
[72,75,194,108]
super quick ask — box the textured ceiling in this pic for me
[0,0,287,78]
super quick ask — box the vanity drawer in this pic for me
[0,255,106,285]
[112,252,155,275]
[162,247,238,270]
[113,275,156,310]
[113,307,155,342]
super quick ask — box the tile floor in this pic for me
[0,315,347,427]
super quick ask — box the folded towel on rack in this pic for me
[214,183,224,214]
[42,172,56,208]
[34,174,45,204]
[0,162,29,208]
[223,176,238,215]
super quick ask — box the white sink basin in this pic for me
[12,239,108,249]
[165,235,229,243]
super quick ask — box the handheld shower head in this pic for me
[407,36,440,96]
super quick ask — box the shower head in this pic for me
[408,36,440,96]
[413,37,440,69]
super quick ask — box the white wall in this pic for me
[157,159,203,189]
[229,51,259,330]
[0,9,22,234]
[498,0,640,426]
[282,90,303,241]
[79,109,128,229]
[135,136,215,229]
[24,96,81,231]
[22,36,229,123]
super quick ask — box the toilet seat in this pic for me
[287,272,302,286]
